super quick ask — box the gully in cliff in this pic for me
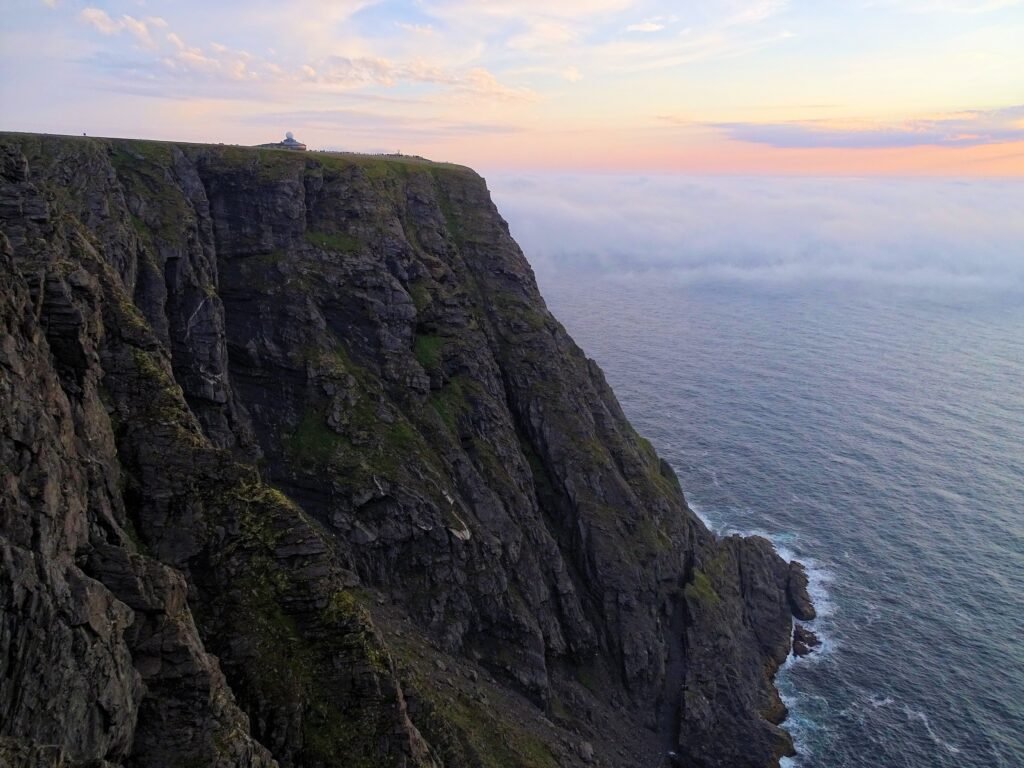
[2,132,814,768]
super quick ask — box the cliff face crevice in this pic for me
[0,133,812,768]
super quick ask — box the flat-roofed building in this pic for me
[257,132,307,151]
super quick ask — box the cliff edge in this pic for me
[0,133,813,768]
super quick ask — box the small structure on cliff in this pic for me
[257,131,307,151]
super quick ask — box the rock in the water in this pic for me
[787,561,817,621]
[792,624,822,657]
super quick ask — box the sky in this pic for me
[1,0,1023,175]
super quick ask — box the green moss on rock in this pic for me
[286,406,345,466]
[305,230,362,253]
[413,333,444,371]
[685,569,720,606]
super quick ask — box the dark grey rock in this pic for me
[793,624,821,657]
[787,560,817,621]
[0,133,815,768]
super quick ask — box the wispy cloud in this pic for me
[312,56,536,99]
[717,0,789,27]
[247,108,522,138]
[561,65,583,82]
[79,8,166,49]
[713,106,1024,148]
[871,0,1024,13]
[7,0,1024,173]
[627,21,667,33]
[396,22,435,35]
[74,6,534,102]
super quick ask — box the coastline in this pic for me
[690,501,834,766]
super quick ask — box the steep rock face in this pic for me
[0,133,809,768]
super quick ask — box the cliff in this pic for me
[0,133,812,768]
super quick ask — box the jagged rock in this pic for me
[679,536,797,767]
[0,133,815,768]
[792,625,821,657]
[577,740,595,762]
[787,561,817,621]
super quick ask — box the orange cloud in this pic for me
[451,131,1024,176]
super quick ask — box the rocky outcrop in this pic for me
[787,561,817,621]
[0,133,812,767]
[792,625,821,657]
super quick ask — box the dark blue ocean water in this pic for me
[489,175,1024,768]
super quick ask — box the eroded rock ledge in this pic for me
[1,133,812,768]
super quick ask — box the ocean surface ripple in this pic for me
[538,276,1024,768]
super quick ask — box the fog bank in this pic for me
[486,174,1024,290]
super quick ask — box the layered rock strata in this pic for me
[0,133,814,768]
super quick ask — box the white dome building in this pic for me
[257,132,307,151]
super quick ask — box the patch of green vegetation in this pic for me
[265,247,288,262]
[521,308,547,332]
[408,281,432,312]
[489,293,549,334]
[635,433,659,465]
[128,213,149,238]
[549,694,569,721]
[324,590,390,673]
[286,390,444,492]
[196,470,411,765]
[131,347,174,389]
[117,293,149,332]
[684,569,720,606]
[358,158,409,183]
[300,344,351,379]
[635,517,672,554]
[580,436,611,468]
[286,407,347,466]
[434,692,559,768]
[254,148,306,176]
[110,145,193,246]
[433,180,464,246]
[468,437,517,498]
[650,461,683,500]
[575,662,603,694]
[430,377,470,433]
[318,151,469,178]
[385,419,417,453]
[239,577,313,697]
[112,139,175,165]
[413,333,444,371]
[305,230,362,253]
[212,146,306,181]
[624,425,685,503]
[228,480,297,550]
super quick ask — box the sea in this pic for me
[489,174,1024,768]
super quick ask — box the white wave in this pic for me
[767,537,837,623]
[777,685,827,768]
[688,510,839,635]
[687,500,719,533]
[690,505,841,763]
[903,705,962,756]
